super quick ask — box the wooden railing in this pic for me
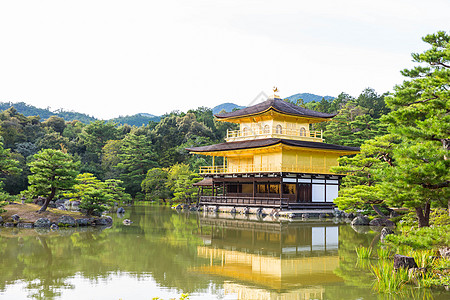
[200,196,289,209]
[199,164,334,175]
[226,127,323,142]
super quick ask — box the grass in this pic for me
[377,247,393,260]
[0,202,88,223]
[371,260,409,293]
[355,246,373,259]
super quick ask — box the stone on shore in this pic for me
[351,216,370,226]
[34,218,51,228]
[95,216,113,226]
[76,218,90,226]
[57,215,77,227]
[11,214,20,222]
[369,218,395,227]
[394,254,418,270]
[380,227,395,242]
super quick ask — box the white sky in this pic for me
[0,0,448,119]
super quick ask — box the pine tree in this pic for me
[381,31,450,225]
[27,149,80,212]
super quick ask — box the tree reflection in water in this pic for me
[0,206,447,299]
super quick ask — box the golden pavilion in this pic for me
[187,89,359,211]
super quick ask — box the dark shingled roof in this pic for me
[193,178,213,186]
[215,98,336,119]
[186,138,360,153]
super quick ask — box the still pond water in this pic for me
[0,205,447,300]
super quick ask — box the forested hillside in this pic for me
[0,102,96,123]
[284,93,334,104]
[0,31,447,217]
[0,87,388,200]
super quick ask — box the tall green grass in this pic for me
[355,246,373,259]
[377,247,392,260]
[371,260,409,293]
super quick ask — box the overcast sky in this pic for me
[0,0,448,119]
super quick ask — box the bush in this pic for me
[384,225,450,250]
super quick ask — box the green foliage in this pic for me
[380,31,450,226]
[371,260,409,293]
[0,140,22,178]
[355,246,373,259]
[334,32,450,227]
[0,102,96,124]
[141,168,171,202]
[111,113,161,127]
[166,164,202,203]
[26,149,80,211]
[377,247,393,260]
[384,225,450,249]
[116,133,158,196]
[65,173,130,216]
[331,134,399,212]
[430,208,450,226]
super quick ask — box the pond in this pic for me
[0,205,447,299]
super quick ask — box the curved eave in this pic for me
[187,139,360,156]
[214,107,336,123]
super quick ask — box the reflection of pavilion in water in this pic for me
[194,215,343,299]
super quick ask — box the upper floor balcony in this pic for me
[199,164,334,175]
[226,126,323,142]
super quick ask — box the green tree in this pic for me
[356,88,389,118]
[141,168,171,202]
[0,140,22,178]
[101,139,123,179]
[117,133,158,197]
[42,116,66,134]
[65,173,130,215]
[166,164,202,203]
[26,149,80,212]
[331,134,399,213]
[381,31,450,226]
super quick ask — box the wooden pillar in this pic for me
[253,179,256,200]
[280,177,283,206]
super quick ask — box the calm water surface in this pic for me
[0,205,447,299]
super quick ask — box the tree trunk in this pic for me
[372,204,387,218]
[39,188,56,213]
[415,201,431,227]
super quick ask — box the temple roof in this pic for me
[215,98,336,120]
[186,138,360,153]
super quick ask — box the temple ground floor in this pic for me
[196,172,342,212]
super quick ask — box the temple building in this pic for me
[186,89,359,211]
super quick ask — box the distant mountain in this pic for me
[284,93,334,104]
[0,102,97,123]
[111,113,161,127]
[212,102,245,115]
[139,113,158,118]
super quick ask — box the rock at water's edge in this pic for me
[34,218,51,228]
[351,216,370,226]
[380,227,395,242]
[57,215,77,227]
[394,254,418,270]
[95,216,113,226]
[369,218,395,227]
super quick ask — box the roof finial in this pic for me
[273,86,280,98]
